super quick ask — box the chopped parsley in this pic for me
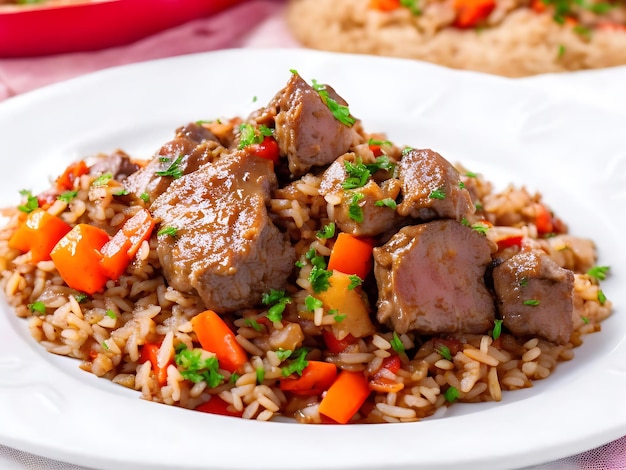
[238,123,271,149]
[390,332,405,354]
[102,341,110,351]
[92,172,113,187]
[464,171,477,178]
[306,248,332,293]
[519,276,529,287]
[157,226,178,238]
[311,79,356,127]
[375,198,397,209]
[275,348,293,361]
[175,345,225,388]
[17,190,38,213]
[492,319,503,340]
[587,265,609,281]
[333,312,347,323]
[58,190,78,203]
[598,289,607,305]
[368,138,392,147]
[348,192,365,223]
[230,372,241,384]
[557,44,566,59]
[471,222,489,236]
[458,181,466,189]
[262,289,291,322]
[281,348,309,377]
[28,301,46,315]
[139,192,150,203]
[444,386,460,403]
[317,222,336,239]
[523,299,540,306]
[105,309,117,319]
[155,155,184,179]
[400,0,421,15]
[343,159,371,190]
[244,318,262,332]
[366,155,396,174]
[435,345,452,361]
[348,275,362,290]
[429,188,447,200]
[401,147,414,156]
[113,188,130,196]
[256,367,265,384]
[581,315,590,324]
[74,292,88,303]
[305,295,323,312]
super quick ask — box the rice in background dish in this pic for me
[0,71,613,424]
[286,0,626,77]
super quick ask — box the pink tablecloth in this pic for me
[0,1,624,469]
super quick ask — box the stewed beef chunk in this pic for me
[151,151,296,313]
[374,219,495,334]
[397,148,474,221]
[89,149,140,181]
[270,73,358,177]
[319,154,402,237]
[124,122,221,203]
[492,249,574,345]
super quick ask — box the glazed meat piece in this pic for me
[319,154,402,237]
[151,151,296,313]
[89,149,140,181]
[124,122,221,203]
[270,72,358,176]
[397,148,474,221]
[374,219,496,334]
[492,249,574,345]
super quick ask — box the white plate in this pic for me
[0,49,624,470]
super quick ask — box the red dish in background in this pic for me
[0,0,243,57]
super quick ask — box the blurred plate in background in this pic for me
[0,0,243,57]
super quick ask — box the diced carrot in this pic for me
[319,370,371,424]
[530,0,547,13]
[318,271,375,340]
[190,310,248,373]
[597,22,626,32]
[56,160,89,191]
[99,208,155,279]
[369,355,404,393]
[280,360,338,395]
[139,343,170,386]
[452,0,496,28]
[322,330,358,354]
[533,203,554,236]
[327,232,374,280]
[250,136,280,164]
[8,209,72,263]
[496,235,523,250]
[50,224,110,294]
[195,396,243,417]
[369,0,401,11]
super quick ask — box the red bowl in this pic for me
[0,0,243,57]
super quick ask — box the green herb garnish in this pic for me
[435,345,452,361]
[492,319,503,340]
[429,188,446,200]
[175,345,225,388]
[17,190,38,213]
[390,332,405,354]
[28,301,46,315]
[317,222,336,239]
[348,192,365,223]
[281,348,309,377]
[155,155,184,179]
[444,386,460,402]
[348,275,362,290]
[305,295,323,312]
[92,173,113,187]
[262,289,291,322]
[58,190,78,203]
[374,198,397,209]
[587,265,609,281]
[523,299,540,306]
[311,79,355,127]
[157,226,178,237]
